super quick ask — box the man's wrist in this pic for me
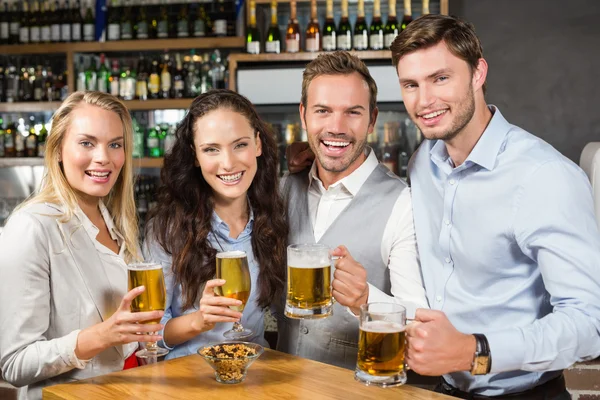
[462,334,477,371]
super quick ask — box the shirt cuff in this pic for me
[158,319,175,351]
[70,330,93,369]
[485,327,526,373]
[366,283,419,320]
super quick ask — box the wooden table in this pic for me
[43,349,452,400]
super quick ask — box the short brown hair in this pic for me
[391,14,486,93]
[301,51,378,116]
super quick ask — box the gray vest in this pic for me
[276,163,408,370]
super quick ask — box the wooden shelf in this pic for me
[135,158,164,168]
[0,157,164,168]
[0,37,245,56]
[229,50,392,64]
[0,158,44,167]
[0,102,62,113]
[124,99,193,110]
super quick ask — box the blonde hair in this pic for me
[17,91,140,263]
[301,51,378,118]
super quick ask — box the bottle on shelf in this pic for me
[322,0,336,52]
[146,125,160,157]
[4,119,16,157]
[136,56,149,100]
[160,52,172,99]
[83,0,94,41]
[381,122,399,175]
[37,121,48,157]
[4,62,17,102]
[107,0,120,41]
[212,0,229,37]
[120,0,133,40]
[131,117,144,158]
[172,53,184,98]
[305,0,320,53]
[109,59,120,97]
[71,0,82,42]
[60,0,71,42]
[176,3,189,38]
[384,0,399,49]
[30,0,41,44]
[120,61,136,100]
[9,2,21,45]
[370,0,384,50]
[265,0,281,54]
[156,1,169,39]
[135,4,149,39]
[85,56,97,91]
[0,118,5,157]
[192,4,207,37]
[20,1,30,44]
[245,0,260,54]
[33,63,44,101]
[353,0,368,51]
[97,53,109,93]
[422,0,430,15]
[210,50,226,89]
[148,57,160,99]
[50,0,61,42]
[40,0,51,43]
[0,2,9,45]
[402,0,412,31]
[25,117,38,157]
[336,0,352,51]
[15,122,26,157]
[285,0,300,53]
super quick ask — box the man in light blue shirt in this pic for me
[391,14,600,399]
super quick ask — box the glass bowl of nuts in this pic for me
[197,341,264,384]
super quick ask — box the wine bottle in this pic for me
[265,0,281,54]
[336,0,351,51]
[401,0,412,31]
[245,0,260,54]
[369,0,383,50]
[322,0,336,51]
[285,0,300,53]
[305,0,320,52]
[384,0,398,49]
[83,0,94,41]
[353,0,368,51]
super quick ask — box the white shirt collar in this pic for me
[308,147,379,197]
[74,200,124,249]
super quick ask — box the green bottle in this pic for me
[353,0,368,50]
[83,0,94,41]
[37,122,48,157]
[85,56,97,91]
[336,0,352,51]
[146,126,160,158]
[321,0,336,51]
[384,0,399,49]
[264,1,281,54]
[135,4,149,39]
[369,0,384,50]
[245,0,260,54]
[157,2,168,39]
[97,53,109,93]
[131,118,145,158]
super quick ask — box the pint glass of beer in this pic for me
[127,262,168,358]
[355,303,407,387]
[285,244,333,319]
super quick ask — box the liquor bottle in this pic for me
[336,0,351,51]
[4,62,18,102]
[30,0,41,44]
[4,120,16,157]
[369,0,383,50]
[353,0,368,51]
[60,0,71,42]
[265,1,281,54]
[15,123,26,157]
[76,56,86,91]
[146,126,160,158]
[40,0,51,43]
[212,0,228,37]
[192,4,206,37]
[9,2,20,45]
[184,52,200,97]
[0,2,9,45]
[158,123,167,156]
[33,64,44,101]
[37,122,48,157]
[163,124,176,155]
[172,53,184,98]
[131,118,144,158]
[85,56,97,91]
[20,63,33,101]
[210,50,225,89]
[50,0,60,42]
[109,59,120,97]
[120,0,133,40]
[107,0,120,41]
[322,0,336,51]
[135,4,149,39]
[148,58,160,99]
[401,0,412,31]
[285,1,300,53]
[384,0,398,49]
[20,1,30,44]
[422,0,430,15]
[71,0,82,42]
[43,62,54,100]
[83,0,94,41]
[245,0,260,54]
[176,4,189,38]
[305,0,320,52]
[136,56,148,100]
[160,53,171,99]
[26,119,38,157]
[156,2,169,39]
[120,61,136,100]
[97,53,109,92]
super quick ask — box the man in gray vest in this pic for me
[276,51,428,370]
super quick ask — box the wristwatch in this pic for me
[470,333,492,375]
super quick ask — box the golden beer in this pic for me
[128,264,166,324]
[357,320,406,376]
[287,264,331,309]
[215,251,251,312]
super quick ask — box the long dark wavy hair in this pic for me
[146,89,288,311]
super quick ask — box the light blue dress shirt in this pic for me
[143,210,268,360]
[409,106,600,396]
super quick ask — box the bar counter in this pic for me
[43,349,452,400]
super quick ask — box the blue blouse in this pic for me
[143,210,268,360]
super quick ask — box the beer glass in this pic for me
[127,262,168,358]
[215,251,253,339]
[355,303,407,387]
[285,244,333,319]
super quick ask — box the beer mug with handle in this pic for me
[355,303,407,387]
[285,244,333,319]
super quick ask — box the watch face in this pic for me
[472,356,490,375]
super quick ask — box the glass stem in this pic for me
[232,322,244,332]
[145,340,159,352]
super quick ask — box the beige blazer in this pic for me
[0,202,128,400]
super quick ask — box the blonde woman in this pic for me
[0,92,163,400]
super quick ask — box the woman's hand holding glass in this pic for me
[75,286,164,360]
[192,279,243,334]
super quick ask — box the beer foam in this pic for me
[361,320,405,333]
[127,262,162,270]
[216,250,247,258]
[288,262,330,269]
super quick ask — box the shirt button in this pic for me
[444,219,451,226]
[301,327,309,334]
[436,296,442,302]
[445,257,451,263]
[449,179,456,185]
